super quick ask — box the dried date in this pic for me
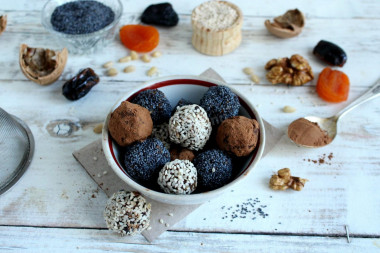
[62,68,99,101]
[313,40,347,67]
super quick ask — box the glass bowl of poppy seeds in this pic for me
[41,0,122,54]
[102,76,266,205]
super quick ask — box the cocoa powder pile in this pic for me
[288,118,332,147]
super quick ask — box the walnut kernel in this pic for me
[269,168,308,191]
[265,54,313,86]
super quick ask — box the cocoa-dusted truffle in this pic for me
[216,116,260,156]
[170,146,195,162]
[108,101,153,147]
[200,86,240,126]
[193,149,233,191]
[169,104,212,151]
[104,190,151,236]
[124,138,170,185]
[158,159,197,194]
[132,89,172,125]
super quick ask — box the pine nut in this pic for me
[118,56,131,63]
[103,61,113,68]
[107,68,118,76]
[250,74,260,84]
[283,106,296,113]
[93,123,103,134]
[123,65,135,73]
[152,51,162,58]
[130,51,138,60]
[243,67,254,75]
[147,67,158,77]
[141,54,151,63]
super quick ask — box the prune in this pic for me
[313,40,347,67]
[51,1,115,35]
[62,68,99,101]
[141,3,179,27]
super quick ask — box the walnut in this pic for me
[264,9,305,38]
[19,44,68,86]
[265,54,314,86]
[269,168,308,191]
[0,15,7,35]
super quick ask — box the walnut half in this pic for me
[19,44,68,86]
[269,168,308,191]
[264,9,305,38]
[265,54,314,86]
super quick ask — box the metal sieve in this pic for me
[0,107,34,195]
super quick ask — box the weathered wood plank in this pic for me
[0,12,379,86]
[0,226,379,253]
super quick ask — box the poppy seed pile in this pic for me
[51,1,115,35]
[107,85,261,194]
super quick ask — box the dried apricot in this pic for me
[316,67,350,103]
[119,24,159,53]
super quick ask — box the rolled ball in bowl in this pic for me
[169,104,212,151]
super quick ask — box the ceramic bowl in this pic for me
[41,0,122,54]
[102,76,265,205]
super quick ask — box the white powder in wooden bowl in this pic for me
[193,1,239,31]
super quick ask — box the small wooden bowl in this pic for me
[191,1,243,56]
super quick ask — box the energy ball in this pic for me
[216,116,260,156]
[170,146,195,162]
[104,190,151,236]
[193,149,233,191]
[132,89,172,125]
[172,98,193,114]
[124,138,170,185]
[151,123,170,150]
[158,159,197,194]
[108,101,153,147]
[169,104,212,151]
[200,86,240,126]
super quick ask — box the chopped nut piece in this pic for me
[250,74,260,84]
[159,218,164,224]
[243,67,254,75]
[152,51,162,58]
[93,123,103,134]
[130,51,138,60]
[119,56,131,63]
[141,54,151,63]
[147,67,158,77]
[107,68,118,76]
[269,168,308,191]
[265,54,313,86]
[103,61,113,68]
[123,65,136,73]
[283,105,296,113]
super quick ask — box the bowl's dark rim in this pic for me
[108,78,260,193]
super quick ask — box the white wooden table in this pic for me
[1,0,380,252]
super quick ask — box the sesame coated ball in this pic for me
[200,86,240,126]
[124,138,170,185]
[132,89,172,125]
[169,104,212,151]
[104,190,151,236]
[193,149,233,191]
[158,159,197,194]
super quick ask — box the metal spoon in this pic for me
[289,77,380,148]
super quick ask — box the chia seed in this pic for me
[51,1,115,35]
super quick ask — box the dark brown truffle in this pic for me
[216,116,260,157]
[170,146,195,162]
[108,101,153,147]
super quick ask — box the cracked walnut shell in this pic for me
[265,54,314,86]
[0,15,7,35]
[19,44,68,86]
[264,9,305,38]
